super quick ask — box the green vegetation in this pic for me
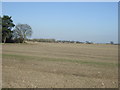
[3,53,118,67]
[1,15,32,43]
[2,15,15,43]
[28,38,56,43]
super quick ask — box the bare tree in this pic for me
[13,24,32,43]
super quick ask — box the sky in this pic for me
[2,2,118,43]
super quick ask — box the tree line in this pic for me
[0,15,32,43]
[28,39,116,45]
[0,15,116,45]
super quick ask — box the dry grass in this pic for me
[2,42,118,88]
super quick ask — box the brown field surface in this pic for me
[2,42,118,88]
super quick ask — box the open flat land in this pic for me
[2,42,118,88]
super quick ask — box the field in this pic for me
[2,42,118,88]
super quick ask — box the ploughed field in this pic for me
[2,42,118,88]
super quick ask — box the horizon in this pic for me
[2,2,118,43]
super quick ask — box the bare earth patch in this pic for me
[2,43,118,88]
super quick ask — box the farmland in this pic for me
[2,42,118,88]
